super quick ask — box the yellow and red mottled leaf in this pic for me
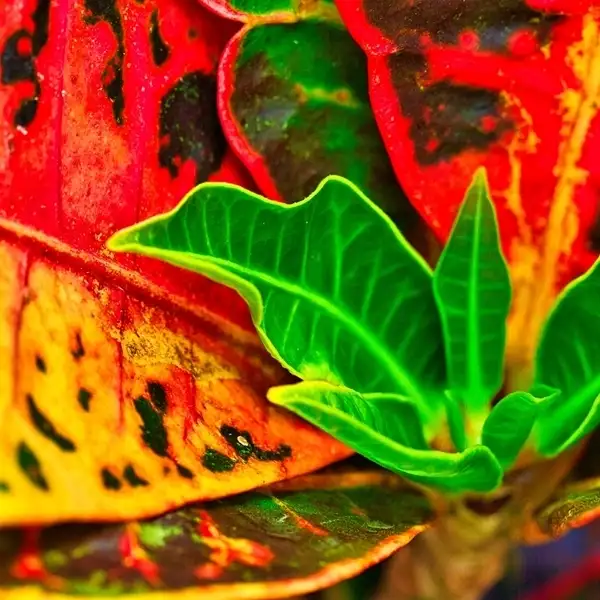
[0,473,431,599]
[197,0,419,225]
[0,0,350,527]
[335,0,600,384]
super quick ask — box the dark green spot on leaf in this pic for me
[158,72,226,183]
[27,394,76,452]
[202,448,236,473]
[17,442,49,491]
[134,396,168,457]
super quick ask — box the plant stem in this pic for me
[372,446,583,600]
[372,503,513,600]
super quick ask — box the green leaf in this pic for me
[534,258,600,456]
[269,381,502,494]
[481,390,557,469]
[222,19,418,228]
[0,472,432,598]
[433,169,511,412]
[108,176,446,419]
[443,391,467,452]
[202,0,339,21]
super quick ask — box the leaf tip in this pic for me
[105,229,130,253]
[472,165,489,186]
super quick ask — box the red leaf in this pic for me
[336,0,600,385]
[0,0,350,526]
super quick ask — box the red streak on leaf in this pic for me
[292,515,329,537]
[10,528,61,588]
[195,509,275,576]
[10,529,45,581]
[194,562,225,580]
[118,524,161,586]
[272,498,329,537]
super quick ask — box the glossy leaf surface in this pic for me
[202,0,420,233]
[0,474,432,599]
[220,20,415,226]
[433,169,511,412]
[0,0,349,527]
[109,176,446,413]
[335,1,600,384]
[201,0,340,21]
[534,258,600,456]
[481,391,547,469]
[270,381,502,493]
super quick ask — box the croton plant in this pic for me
[2,1,600,600]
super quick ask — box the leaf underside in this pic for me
[0,477,432,599]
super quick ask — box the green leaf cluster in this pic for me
[108,171,600,496]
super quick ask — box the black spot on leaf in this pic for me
[220,425,292,463]
[123,465,149,487]
[72,333,85,360]
[101,468,122,490]
[27,394,76,452]
[77,388,92,412]
[0,0,50,127]
[220,425,254,461]
[149,10,170,66]
[83,0,125,125]
[176,464,194,479]
[158,72,226,183]
[255,445,293,461]
[147,381,167,413]
[388,53,512,165]
[0,482,10,493]
[17,442,49,491]
[35,355,46,373]
[364,0,560,55]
